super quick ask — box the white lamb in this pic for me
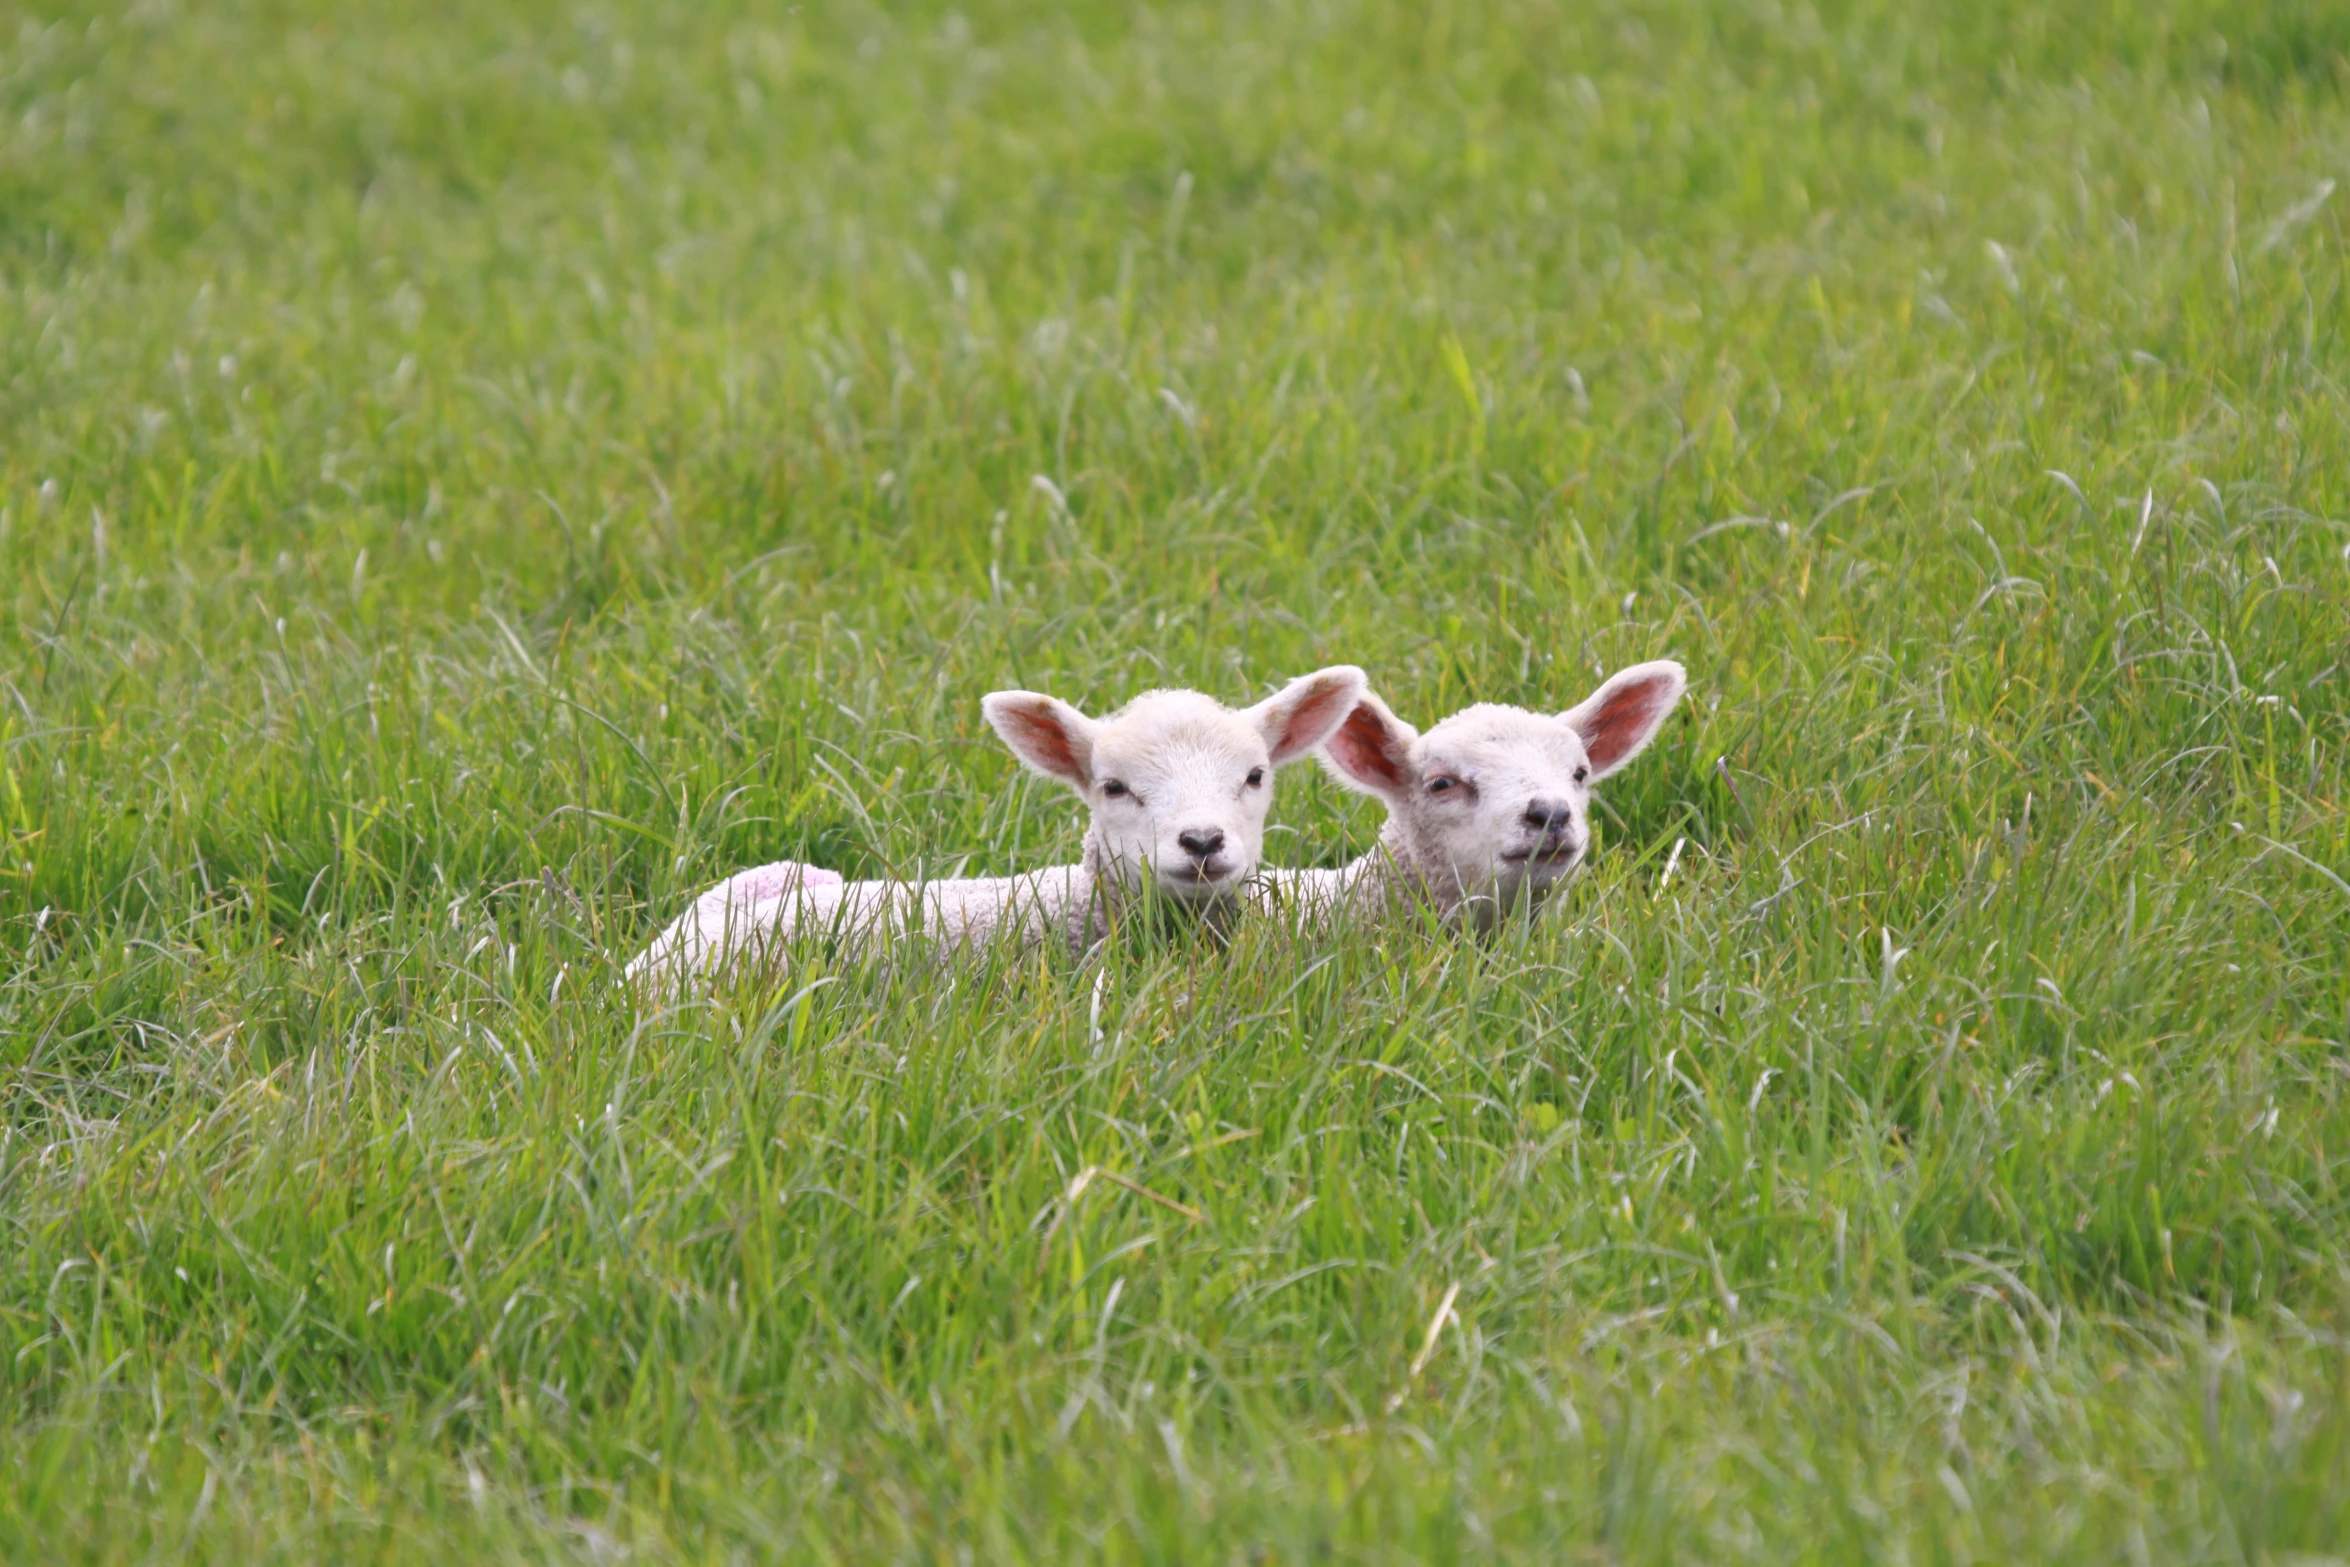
[1259,660,1687,931]
[625,666,1369,988]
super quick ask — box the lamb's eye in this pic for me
[1245,767,1265,788]
[1573,766,1589,785]
[1427,776,1459,795]
[1102,780,1130,798]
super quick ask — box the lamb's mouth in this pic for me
[1164,864,1235,887]
[1501,844,1582,867]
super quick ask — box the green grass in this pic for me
[4,0,2350,1558]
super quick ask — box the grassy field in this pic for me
[4,0,2349,1558]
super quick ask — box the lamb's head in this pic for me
[1321,661,1686,920]
[983,666,1368,908]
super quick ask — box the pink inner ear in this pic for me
[1269,690,1344,761]
[1581,679,1675,772]
[1327,703,1411,791]
[999,705,1084,778]
[1265,674,1365,764]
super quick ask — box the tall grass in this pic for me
[2,0,2347,1558]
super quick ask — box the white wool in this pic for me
[623,863,1102,987]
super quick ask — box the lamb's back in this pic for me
[628,863,1100,988]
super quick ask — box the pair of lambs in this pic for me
[626,659,1687,987]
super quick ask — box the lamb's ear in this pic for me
[982,691,1097,790]
[1245,665,1369,767]
[1559,660,1687,779]
[1319,693,1420,804]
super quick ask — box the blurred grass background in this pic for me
[3,0,2348,1559]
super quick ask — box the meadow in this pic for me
[4,0,2349,1558]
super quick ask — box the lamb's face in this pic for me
[1394,705,1597,909]
[1319,661,1687,920]
[982,666,1368,911]
[1083,693,1277,905]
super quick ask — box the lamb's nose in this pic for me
[1522,800,1572,834]
[1177,829,1226,862]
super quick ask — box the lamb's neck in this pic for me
[1345,824,1518,930]
[1063,832,1130,947]
[1076,832,1124,908]
[1345,822,1427,913]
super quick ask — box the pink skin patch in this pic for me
[698,860,843,911]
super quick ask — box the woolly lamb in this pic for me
[626,666,1368,987]
[1260,660,1686,930]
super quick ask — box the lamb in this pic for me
[1258,660,1687,931]
[625,665,1369,988]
